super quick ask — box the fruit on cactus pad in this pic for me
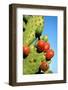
[23,45,30,56]
[45,49,54,60]
[37,40,45,51]
[43,42,50,52]
[40,61,49,71]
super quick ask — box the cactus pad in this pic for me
[23,15,44,46]
[23,45,45,74]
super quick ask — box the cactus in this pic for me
[23,45,45,74]
[23,16,44,46]
[23,15,54,75]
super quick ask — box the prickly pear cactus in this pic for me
[23,15,54,75]
[23,15,44,46]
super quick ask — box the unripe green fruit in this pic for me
[41,35,48,42]
[35,28,43,35]
[35,27,43,39]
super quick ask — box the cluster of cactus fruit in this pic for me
[23,15,54,75]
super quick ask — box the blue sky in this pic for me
[42,16,57,73]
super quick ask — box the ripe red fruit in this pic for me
[23,45,30,56]
[43,42,50,52]
[45,49,54,60]
[40,62,49,71]
[37,40,45,51]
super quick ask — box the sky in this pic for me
[42,16,57,73]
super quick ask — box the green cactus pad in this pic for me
[23,45,45,74]
[23,16,44,46]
